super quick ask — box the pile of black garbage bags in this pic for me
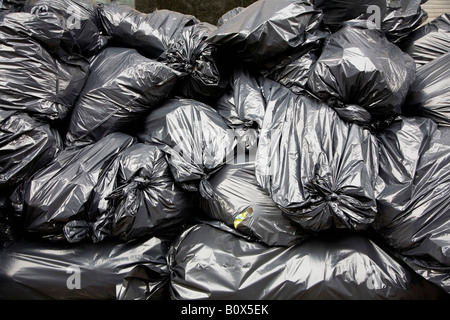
[1,0,450,300]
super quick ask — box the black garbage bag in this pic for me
[310,0,427,43]
[307,20,416,126]
[374,116,450,293]
[215,66,265,130]
[404,52,450,127]
[64,143,193,243]
[22,0,107,57]
[263,49,320,95]
[65,47,178,148]
[260,28,329,95]
[137,98,236,201]
[158,22,227,104]
[0,12,89,122]
[98,1,199,59]
[168,222,446,300]
[214,66,266,150]
[399,13,450,67]
[12,133,136,242]
[0,235,171,299]
[207,0,323,66]
[0,110,62,191]
[255,80,379,232]
[382,0,428,44]
[197,162,310,247]
[0,10,66,53]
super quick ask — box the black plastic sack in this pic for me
[0,110,62,191]
[22,0,106,57]
[12,133,136,242]
[0,10,66,53]
[382,0,428,43]
[264,49,319,95]
[214,66,266,149]
[207,0,323,65]
[168,222,446,300]
[65,47,178,148]
[64,143,192,243]
[311,0,427,43]
[197,162,310,247]
[137,98,236,200]
[158,22,227,103]
[400,13,450,67]
[255,80,379,232]
[404,52,450,127]
[215,66,265,129]
[0,12,89,122]
[98,1,199,59]
[260,28,329,95]
[0,235,170,299]
[374,116,450,293]
[308,21,416,126]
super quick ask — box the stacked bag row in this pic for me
[0,0,450,300]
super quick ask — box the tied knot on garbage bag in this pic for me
[326,98,397,131]
[108,174,155,195]
[104,170,166,220]
[63,220,97,243]
[199,174,215,201]
[306,176,341,203]
[303,173,376,231]
[325,97,373,129]
[256,80,379,234]
[159,22,227,103]
[105,175,150,212]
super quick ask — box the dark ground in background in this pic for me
[134,0,258,24]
